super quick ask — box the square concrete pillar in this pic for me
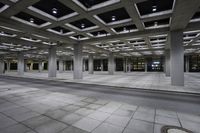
[123,57,127,72]
[0,59,5,74]
[170,30,184,86]
[7,60,10,72]
[48,46,57,77]
[101,59,104,71]
[24,60,27,72]
[59,59,64,73]
[73,43,83,79]
[39,61,43,72]
[108,53,114,75]
[165,49,170,77]
[144,58,148,72]
[17,52,24,75]
[88,54,94,74]
[185,55,189,72]
[82,59,86,72]
[70,60,73,71]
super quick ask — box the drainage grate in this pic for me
[161,126,193,133]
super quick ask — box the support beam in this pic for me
[0,58,5,74]
[17,52,24,75]
[101,59,104,71]
[123,57,127,72]
[59,59,64,73]
[70,60,73,71]
[82,59,86,72]
[144,58,148,72]
[39,61,43,72]
[88,54,94,74]
[73,43,83,79]
[30,62,33,71]
[185,55,190,72]
[48,46,57,77]
[128,59,131,72]
[108,53,114,75]
[165,50,170,77]
[7,60,10,72]
[170,30,184,86]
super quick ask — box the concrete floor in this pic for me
[4,71,200,93]
[0,76,200,133]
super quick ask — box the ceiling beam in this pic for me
[0,0,40,17]
[170,0,200,30]
[82,27,169,44]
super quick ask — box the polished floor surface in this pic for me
[4,71,200,93]
[0,77,199,133]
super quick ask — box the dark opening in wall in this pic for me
[33,63,39,70]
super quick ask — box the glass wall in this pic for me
[147,57,164,72]
[33,63,39,70]
[115,58,123,71]
[130,57,145,71]
[189,55,200,72]
[94,59,101,71]
[102,59,108,71]
[65,60,73,70]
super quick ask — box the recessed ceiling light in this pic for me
[152,5,157,12]
[154,22,158,26]
[60,29,63,34]
[52,8,58,14]
[30,18,34,23]
[111,16,116,21]
[81,24,85,28]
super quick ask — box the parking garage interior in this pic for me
[0,0,200,133]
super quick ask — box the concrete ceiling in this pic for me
[0,0,200,58]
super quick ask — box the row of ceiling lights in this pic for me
[28,5,158,32]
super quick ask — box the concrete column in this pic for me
[83,59,85,72]
[70,60,73,71]
[59,59,64,73]
[0,58,5,74]
[30,62,33,71]
[17,52,24,75]
[63,61,66,71]
[73,43,83,79]
[39,61,43,72]
[123,57,127,72]
[144,58,148,72]
[101,59,104,71]
[128,59,131,72]
[170,30,184,86]
[24,60,27,72]
[88,54,94,74]
[108,53,114,75]
[48,46,57,77]
[165,50,170,77]
[7,60,10,72]
[185,55,189,72]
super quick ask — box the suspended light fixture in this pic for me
[154,21,158,26]
[52,8,58,14]
[111,16,116,21]
[152,5,157,12]
[81,24,85,28]
[60,29,63,34]
[30,18,34,23]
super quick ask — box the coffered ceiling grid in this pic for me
[0,0,200,58]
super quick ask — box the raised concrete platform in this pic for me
[0,77,199,133]
[3,71,200,94]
